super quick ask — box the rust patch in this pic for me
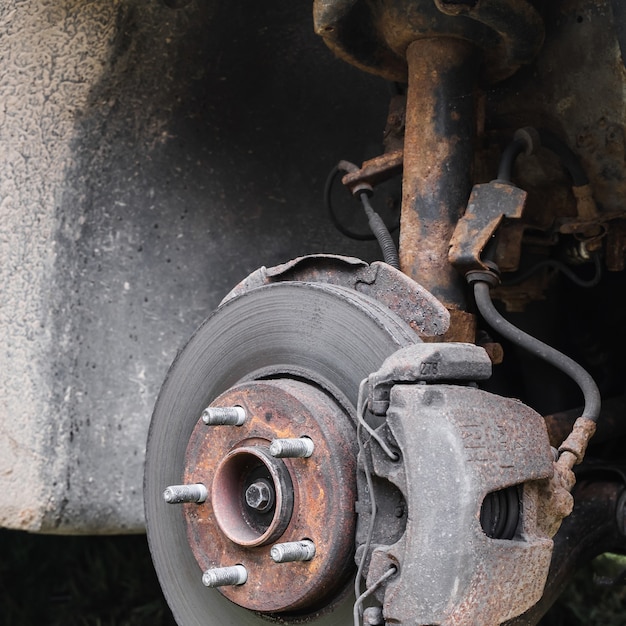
[449,181,527,274]
[422,307,477,343]
[605,219,626,271]
[558,416,597,467]
[536,464,575,539]
[341,150,404,196]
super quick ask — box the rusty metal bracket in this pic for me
[340,150,404,197]
[449,181,527,274]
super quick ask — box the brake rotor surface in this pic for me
[145,281,419,625]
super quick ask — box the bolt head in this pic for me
[245,480,274,512]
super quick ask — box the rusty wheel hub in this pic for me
[183,378,357,613]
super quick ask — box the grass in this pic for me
[2,528,626,625]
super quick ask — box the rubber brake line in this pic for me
[325,162,400,269]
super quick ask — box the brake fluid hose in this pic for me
[325,160,400,268]
[325,163,376,241]
[468,271,600,470]
[359,192,400,269]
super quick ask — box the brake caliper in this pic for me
[355,343,559,625]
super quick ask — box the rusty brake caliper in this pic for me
[354,343,563,625]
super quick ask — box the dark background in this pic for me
[1,529,626,626]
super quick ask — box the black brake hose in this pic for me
[497,138,528,183]
[324,161,400,268]
[360,192,400,269]
[325,164,376,241]
[481,133,600,468]
[325,161,400,241]
[471,277,601,424]
[501,253,602,288]
[498,128,589,187]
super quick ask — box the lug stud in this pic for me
[201,405,246,426]
[163,483,208,504]
[245,479,274,512]
[269,437,314,458]
[270,539,316,563]
[202,564,248,588]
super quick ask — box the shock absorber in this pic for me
[314,0,544,342]
[399,36,478,340]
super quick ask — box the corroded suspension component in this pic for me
[399,37,478,314]
[313,0,544,83]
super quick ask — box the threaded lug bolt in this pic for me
[201,405,246,426]
[163,483,208,504]
[270,540,316,563]
[269,437,314,458]
[202,565,248,588]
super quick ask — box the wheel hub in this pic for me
[183,378,358,613]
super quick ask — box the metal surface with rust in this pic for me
[223,254,450,337]
[366,342,492,415]
[557,417,598,468]
[504,480,626,626]
[485,0,626,265]
[313,0,544,83]
[359,383,555,625]
[183,379,356,613]
[341,150,404,195]
[399,37,478,310]
[449,181,528,274]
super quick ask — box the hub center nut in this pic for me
[245,479,274,512]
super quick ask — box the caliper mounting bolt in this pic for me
[269,437,314,458]
[163,483,208,504]
[202,565,248,588]
[270,539,316,563]
[201,405,246,426]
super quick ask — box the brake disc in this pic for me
[144,280,423,625]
